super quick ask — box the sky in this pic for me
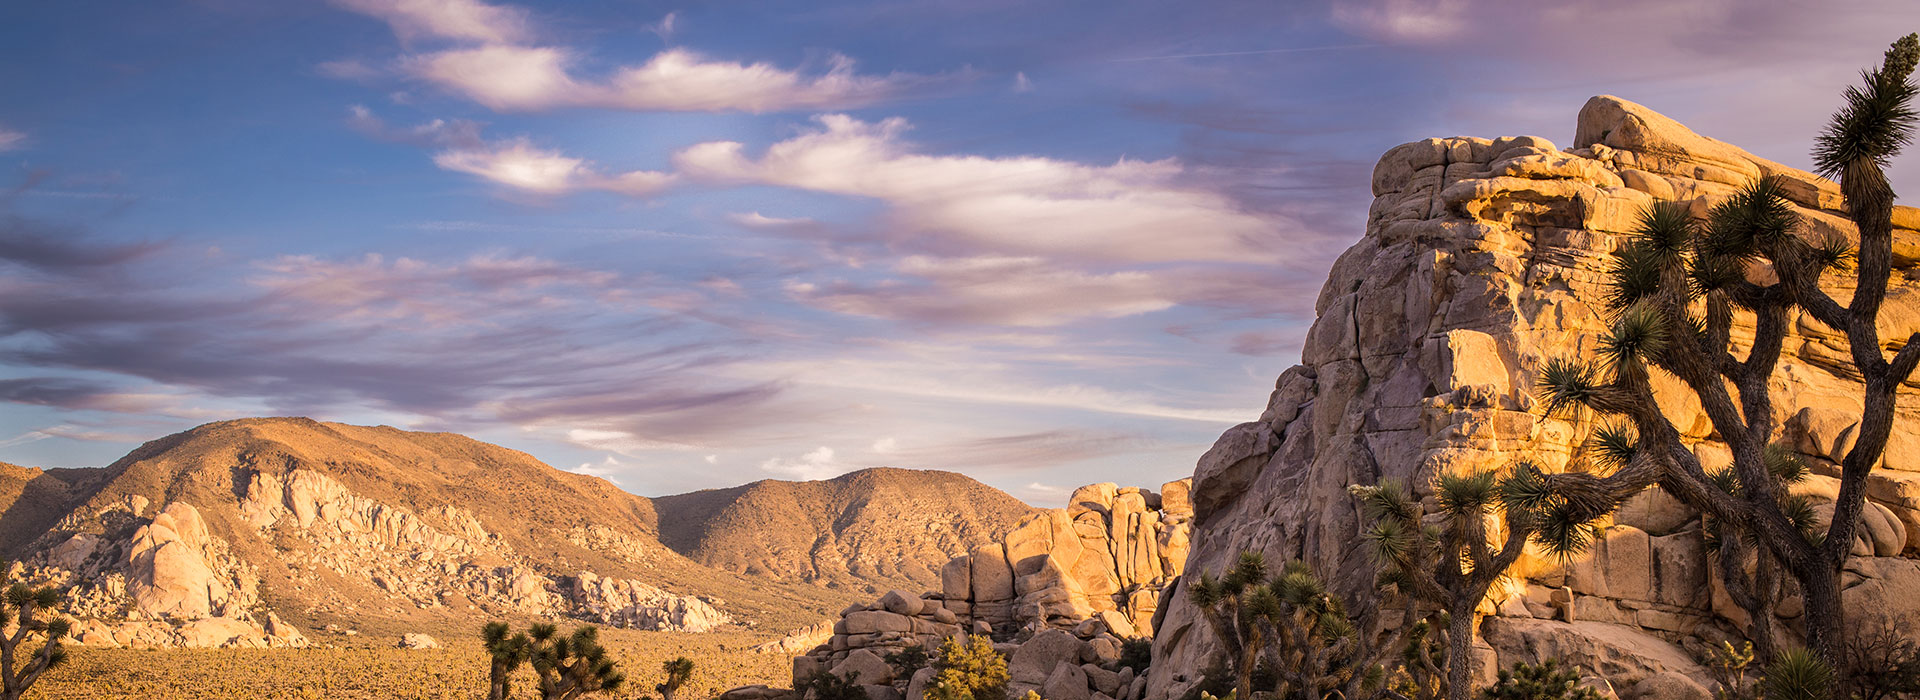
[2,0,1917,503]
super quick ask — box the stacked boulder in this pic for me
[780,481,1185,700]
[1148,95,1920,700]
[945,480,1192,638]
[787,599,1144,700]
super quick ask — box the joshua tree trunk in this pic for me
[1445,606,1475,700]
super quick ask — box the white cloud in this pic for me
[334,0,529,44]
[760,445,859,481]
[1013,72,1034,93]
[674,115,1280,263]
[571,455,626,484]
[0,127,26,152]
[412,46,930,113]
[567,428,698,454]
[433,138,676,196]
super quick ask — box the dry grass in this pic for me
[33,629,794,700]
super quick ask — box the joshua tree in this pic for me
[1478,659,1602,700]
[1349,467,1603,700]
[527,623,625,700]
[483,621,533,700]
[1192,554,1425,700]
[1531,34,1920,688]
[1699,445,1821,665]
[1187,552,1274,700]
[656,656,694,700]
[0,565,68,700]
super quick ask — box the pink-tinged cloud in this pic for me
[433,138,676,196]
[676,115,1282,263]
[411,46,933,113]
[0,127,25,152]
[333,0,529,44]
[786,255,1178,327]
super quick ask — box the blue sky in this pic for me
[2,0,1916,502]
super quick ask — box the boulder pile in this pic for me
[32,466,728,648]
[1147,95,1920,700]
[944,480,1192,637]
[771,481,1186,700]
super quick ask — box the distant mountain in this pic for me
[2,418,1037,649]
[654,468,1038,593]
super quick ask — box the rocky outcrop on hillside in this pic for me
[964,481,1192,636]
[6,418,769,648]
[34,469,727,648]
[1147,96,1920,700]
[769,481,1187,700]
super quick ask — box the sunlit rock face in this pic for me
[784,480,1192,700]
[1148,95,1920,700]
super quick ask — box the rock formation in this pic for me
[774,481,1188,700]
[1148,95,1920,700]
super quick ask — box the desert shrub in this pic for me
[1117,637,1153,672]
[803,670,869,700]
[1705,640,1757,700]
[927,635,1008,700]
[1477,659,1600,700]
[886,643,931,677]
[1760,648,1833,700]
[1842,619,1920,700]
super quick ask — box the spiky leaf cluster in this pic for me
[1814,33,1920,176]
[525,624,625,700]
[1478,659,1603,700]
[1762,647,1836,700]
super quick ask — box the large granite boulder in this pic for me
[1147,95,1920,699]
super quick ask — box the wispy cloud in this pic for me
[410,46,937,113]
[333,0,529,44]
[433,138,676,196]
[0,127,26,152]
[675,114,1284,263]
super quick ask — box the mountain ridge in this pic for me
[2,417,1036,648]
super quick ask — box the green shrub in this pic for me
[927,636,1008,700]
[802,670,869,700]
[1116,638,1152,673]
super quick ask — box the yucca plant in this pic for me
[1188,552,1274,700]
[1478,659,1602,700]
[0,563,68,700]
[527,623,625,700]
[482,621,532,700]
[1530,35,1920,691]
[1761,648,1834,700]
[656,657,694,700]
[1700,445,1817,666]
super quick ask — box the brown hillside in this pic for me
[24,417,858,635]
[0,462,106,556]
[653,468,1037,594]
